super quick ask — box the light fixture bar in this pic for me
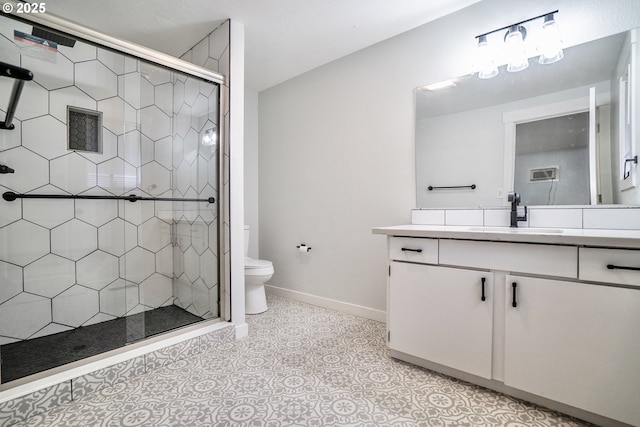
[475,10,559,40]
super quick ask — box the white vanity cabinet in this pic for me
[375,227,640,427]
[504,275,640,426]
[389,261,493,379]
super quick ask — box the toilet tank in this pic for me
[244,225,250,257]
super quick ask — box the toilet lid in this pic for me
[245,257,272,269]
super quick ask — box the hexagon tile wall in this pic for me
[0,15,221,345]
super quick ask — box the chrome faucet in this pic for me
[508,191,527,227]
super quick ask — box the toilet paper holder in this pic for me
[297,244,312,252]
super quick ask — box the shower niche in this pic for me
[67,106,103,153]
[0,13,223,385]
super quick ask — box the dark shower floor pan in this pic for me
[0,305,203,384]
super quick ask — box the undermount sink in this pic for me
[467,226,564,234]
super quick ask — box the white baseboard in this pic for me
[265,285,386,323]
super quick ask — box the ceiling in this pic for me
[42,0,480,92]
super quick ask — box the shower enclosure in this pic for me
[0,12,224,385]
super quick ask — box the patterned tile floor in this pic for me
[15,295,592,426]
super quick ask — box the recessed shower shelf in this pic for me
[2,191,215,204]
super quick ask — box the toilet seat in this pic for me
[245,257,272,269]
[245,267,274,276]
[245,258,273,277]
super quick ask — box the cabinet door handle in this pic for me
[401,248,423,253]
[511,282,518,307]
[607,264,640,271]
[481,277,486,301]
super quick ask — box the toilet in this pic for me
[244,225,273,314]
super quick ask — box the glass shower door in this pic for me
[171,73,220,322]
[0,20,132,381]
[0,13,221,384]
[119,59,221,343]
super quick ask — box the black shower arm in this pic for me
[0,62,34,131]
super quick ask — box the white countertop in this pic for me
[372,225,640,249]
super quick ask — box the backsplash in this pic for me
[412,206,640,230]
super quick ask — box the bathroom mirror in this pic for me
[415,28,639,208]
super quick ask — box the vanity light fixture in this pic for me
[476,35,498,79]
[504,25,529,72]
[475,10,562,79]
[538,13,564,64]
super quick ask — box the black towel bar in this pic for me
[428,184,476,191]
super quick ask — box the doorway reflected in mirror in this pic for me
[515,112,590,205]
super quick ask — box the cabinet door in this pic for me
[505,275,640,426]
[389,262,493,379]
